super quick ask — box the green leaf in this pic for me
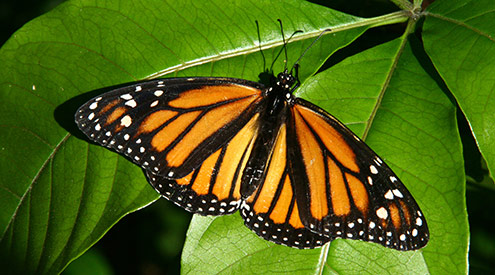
[0,0,473,274]
[423,0,495,179]
[183,215,327,274]
[0,0,375,274]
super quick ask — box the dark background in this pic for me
[2,0,494,274]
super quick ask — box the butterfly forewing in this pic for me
[288,99,429,250]
[75,78,265,179]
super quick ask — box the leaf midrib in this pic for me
[0,133,71,242]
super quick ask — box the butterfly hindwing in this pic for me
[240,121,331,248]
[145,112,261,215]
[75,78,265,179]
[287,99,429,250]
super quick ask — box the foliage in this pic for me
[1,0,493,273]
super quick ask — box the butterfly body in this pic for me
[240,72,294,199]
[75,69,429,250]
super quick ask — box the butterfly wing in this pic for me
[239,121,331,248]
[287,98,429,250]
[75,78,265,179]
[74,75,428,250]
[145,113,260,215]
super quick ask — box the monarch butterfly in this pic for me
[74,27,428,251]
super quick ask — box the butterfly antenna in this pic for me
[270,19,303,73]
[279,19,289,71]
[255,20,267,72]
[290,28,332,74]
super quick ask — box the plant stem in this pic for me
[339,10,409,30]
[361,18,415,141]
[146,11,411,79]
[389,0,414,10]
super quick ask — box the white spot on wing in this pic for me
[376,207,388,219]
[384,190,394,200]
[154,90,164,97]
[89,102,98,110]
[367,176,373,185]
[120,94,133,100]
[370,165,378,174]
[120,115,132,127]
[392,189,403,198]
[125,99,137,108]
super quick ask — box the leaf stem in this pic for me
[146,11,410,79]
[389,0,414,11]
[361,19,416,141]
[332,10,409,32]
[413,0,424,10]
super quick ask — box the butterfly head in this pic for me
[276,69,296,91]
[266,68,297,108]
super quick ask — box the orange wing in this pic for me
[239,122,331,248]
[75,78,264,179]
[287,99,429,250]
[75,76,429,251]
[145,113,260,215]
